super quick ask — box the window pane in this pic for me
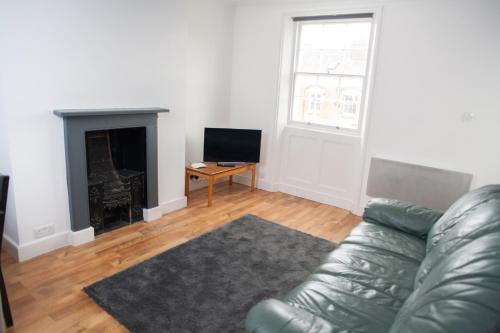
[291,73,364,130]
[296,21,371,75]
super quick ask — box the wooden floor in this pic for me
[2,182,361,333]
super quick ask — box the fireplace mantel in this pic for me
[55,107,166,234]
[54,107,169,118]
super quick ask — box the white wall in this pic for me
[229,3,284,190]
[0,87,20,245]
[186,0,235,165]
[185,0,235,190]
[0,0,189,260]
[229,0,500,211]
[357,0,500,209]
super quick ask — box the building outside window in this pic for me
[341,88,360,116]
[305,86,324,116]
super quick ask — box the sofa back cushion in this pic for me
[426,184,500,253]
[415,185,500,287]
[390,185,500,332]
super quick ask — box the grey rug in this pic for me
[84,214,335,333]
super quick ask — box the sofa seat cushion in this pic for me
[276,223,426,333]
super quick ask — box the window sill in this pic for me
[285,122,362,138]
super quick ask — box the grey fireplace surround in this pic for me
[54,108,169,232]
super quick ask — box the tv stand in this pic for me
[185,162,256,207]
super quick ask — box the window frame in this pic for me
[287,17,375,134]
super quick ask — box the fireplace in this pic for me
[54,108,169,236]
[86,127,147,234]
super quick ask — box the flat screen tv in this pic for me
[203,128,262,163]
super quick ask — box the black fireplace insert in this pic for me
[85,127,147,234]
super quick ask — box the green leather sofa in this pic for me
[246,185,500,332]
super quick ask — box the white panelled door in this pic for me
[279,126,361,210]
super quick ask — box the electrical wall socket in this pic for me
[34,224,55,239]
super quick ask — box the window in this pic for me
[289,14,373,131]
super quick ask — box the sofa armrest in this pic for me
[363,198,443,239]
[245,299,336,333]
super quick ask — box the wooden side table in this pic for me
[185,163,256,207]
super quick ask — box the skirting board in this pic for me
[351,205,366,217]
[233,175,362,215]
[3,227,95,262]
[3,197,187,262]
[2,234,19,262]
[161,196,187,215]
[143,206,162,222]
[69,226,95,246]
[278,183,354,211]
[232,175,278,192]
[143,196,187,223]
[188,178,227,191]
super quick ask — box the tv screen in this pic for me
[203,128,262,163]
